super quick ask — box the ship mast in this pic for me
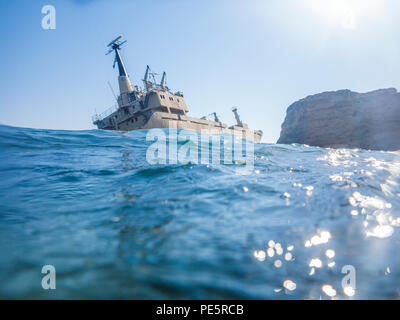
[106,36,133,96]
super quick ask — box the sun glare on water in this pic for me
[303,0,384,30]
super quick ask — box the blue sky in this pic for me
[0,0,399,142]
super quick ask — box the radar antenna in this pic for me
[106,35,128,77]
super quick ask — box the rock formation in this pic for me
[277,88,400,151]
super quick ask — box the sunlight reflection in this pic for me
[343,286,355,297]
[274,260,283,268]
[285,252,293,261]
[325,249,335,259]
[309,258,323,268]
[253,250,266,262]
[283,280,296,291]
[366,225,394,239]
[305,230,331,247]
[322,284,337,297]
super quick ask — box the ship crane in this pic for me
[144,66,169,92]
[210,112,220,123]
[232,107,243,127]
[143,65,152,92]
[160,72,167,90]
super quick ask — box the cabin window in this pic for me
[171,108,183,115]
[128,92,136,102]
[169,97,173,101]
[156,107,169,113]
[177,99,180,102]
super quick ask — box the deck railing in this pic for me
[92,104,118,122]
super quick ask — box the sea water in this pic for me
[0,124,399,299]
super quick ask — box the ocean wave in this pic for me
[0,124,399,299]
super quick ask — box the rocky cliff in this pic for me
[277,88,400,151]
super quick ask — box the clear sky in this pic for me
[0,0,399,142]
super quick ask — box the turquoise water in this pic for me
[1,124,400,299]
